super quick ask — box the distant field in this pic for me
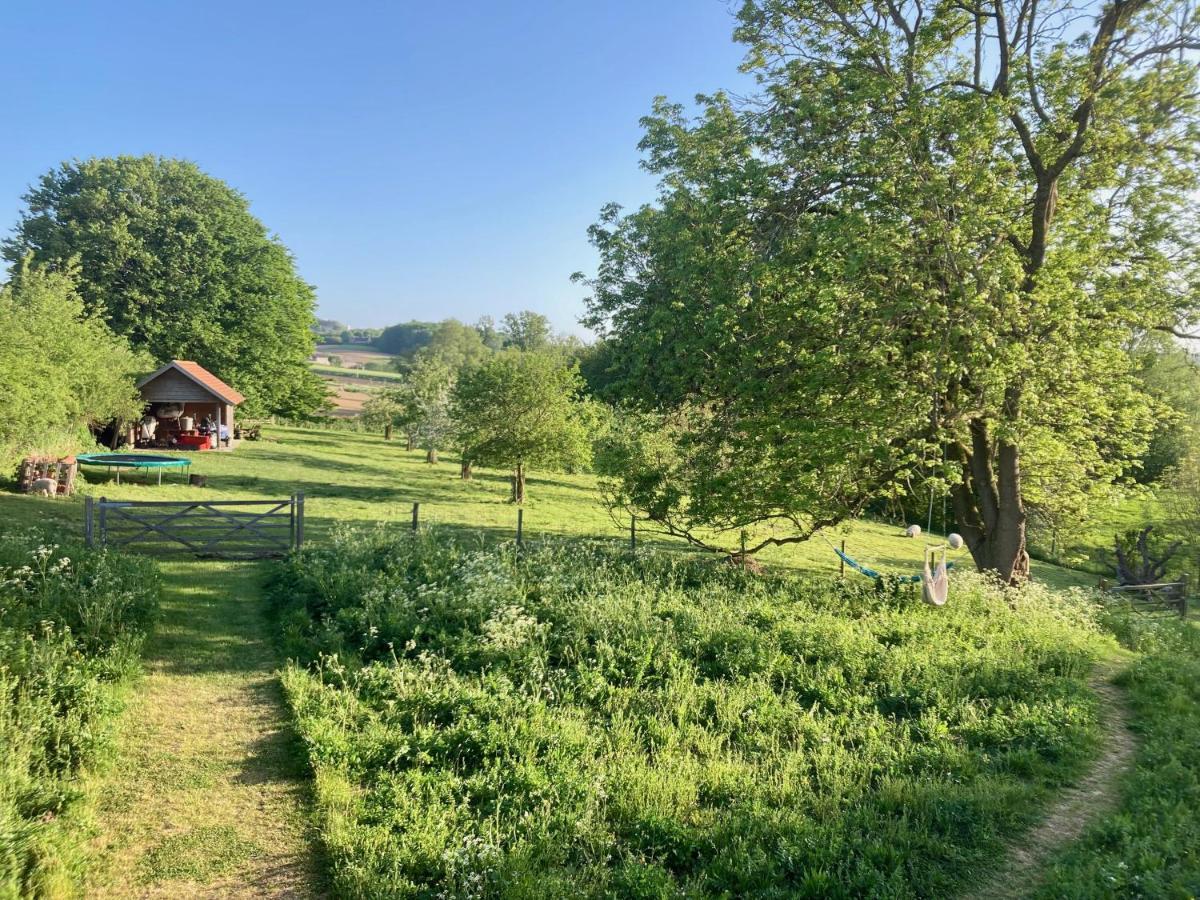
[310,363,403,382]
[313,343,395,368]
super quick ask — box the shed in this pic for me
[136,360,245,450]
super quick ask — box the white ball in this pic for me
[947,532,964,550]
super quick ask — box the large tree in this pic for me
[2,155,325,417]
[452,351,590,502]
[582,0,1199,581]
[0,261,147,466]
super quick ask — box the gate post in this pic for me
[98,497,107,548]
[294,492,305,550]
[85,496,95,547]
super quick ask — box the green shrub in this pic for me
[272,526,1114,898]
[0,527,159,896]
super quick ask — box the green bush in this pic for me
[272,527,1114,898]
[0,527,159,896]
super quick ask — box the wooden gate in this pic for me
[85,493,304,559]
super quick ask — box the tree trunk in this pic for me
[511,461,526,504]
[950,415,1030,584]
[405,432,415,452]
[426,448,438,464]
[460,457,473,480]
[384,423,392,441]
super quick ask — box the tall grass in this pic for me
[272,526,1114,898]
[0,527,159,896]
[1036,611,1200,897]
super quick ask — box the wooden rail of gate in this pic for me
[85,493,304,559]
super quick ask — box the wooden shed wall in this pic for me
[140,368,224,403]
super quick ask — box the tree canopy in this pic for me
[452,351,591,502]
[2,155,325,417]
[0,262,148,466]
[581,0,1200,580]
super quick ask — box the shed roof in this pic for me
[137,360,245,405]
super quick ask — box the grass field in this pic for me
[2,424,1195,897]
[271,527,1115,898]
[63,424,1092,590]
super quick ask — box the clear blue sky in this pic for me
[2,1,752,336]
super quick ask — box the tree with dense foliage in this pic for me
[376,321,438,358]
[3,156,325,418]
[0,261,148,466]
[1130,334,1200,483]
[420,319,492,374]
[500,310,555,352]
[452,351,590,502]
[581,1,1199,581]
[475,315,506,352]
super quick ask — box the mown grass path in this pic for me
[964,666,1136,900]
[87,559,324,899]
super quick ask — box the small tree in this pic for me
[404,354,456,464]
[453,351,590,502]
[361,391,408,442]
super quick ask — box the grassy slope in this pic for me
[67,424,1091,589]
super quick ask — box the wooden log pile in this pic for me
[17,456,79,496]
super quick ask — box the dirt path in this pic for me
[964,668,1136,900]
[87,560,325,899]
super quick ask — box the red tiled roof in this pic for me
[138,360,245,405]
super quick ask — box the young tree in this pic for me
[361,391,408,442]
[452,351,590,502]
[403,354,456,464]
[3,155,325,418]
[582,1,1200,581]
[0,261,148,466]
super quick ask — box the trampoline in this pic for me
[76,453,192,485]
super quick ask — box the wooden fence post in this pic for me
[630,516,636,552]
[85,496,95,548]
[295,492,305,550]
[517,508,524,547]
[412,502,420,531]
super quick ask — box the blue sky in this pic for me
[2,1,752,336]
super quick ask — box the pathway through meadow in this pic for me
[88,559,324,899]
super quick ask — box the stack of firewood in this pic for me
[17,456,79,496]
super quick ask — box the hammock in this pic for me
[921,549,949,606]
[832,544,955,585]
